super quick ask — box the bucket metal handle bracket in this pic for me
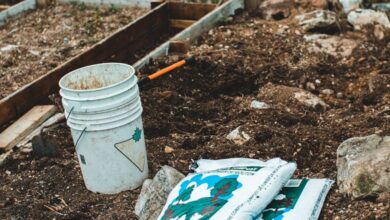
[67,106,87,149]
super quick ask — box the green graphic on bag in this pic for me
[261,179,308,219]
[160,174,242,220]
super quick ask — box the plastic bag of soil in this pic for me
[257,179,334,220]
[158,158,297,220]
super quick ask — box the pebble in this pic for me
[5,170,11,175]
[306,82,316,91]
[250,100,270,109]
[315,79,321,84]
[164,146,174,154]
[0,45,18,53]
[336,92,343,98]
[226,126,251,145]
[321,89,334,96]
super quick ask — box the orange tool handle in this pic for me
[149,59,186,80]
[138,57,194,86]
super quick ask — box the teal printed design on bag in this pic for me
[161,174,242,220]
[261,179,309,220]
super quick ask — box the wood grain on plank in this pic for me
[169,19,196,29]
[169,40,189,53]
[0,105,56,152]
[0,5,10,11]
[168,2,216,20]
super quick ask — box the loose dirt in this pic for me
[1,9,389,220]
[0,2,147,99]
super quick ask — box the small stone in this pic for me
[164,146,174,154]
[276,25,289,35]
[5,170,11,175]
[249,153,256,158]
[29,50,40,56]
[250,100,270,109]
[315,79,321,84]
[336,92,343,98]
[306,82,316,91]
[0,45,18,53]
[294,91,329,110]
[321,89,334,96]
[226,127,251,145]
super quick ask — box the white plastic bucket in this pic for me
[59,63,148,194]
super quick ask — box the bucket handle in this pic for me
[75,127,87,149]
[67,106,87,149]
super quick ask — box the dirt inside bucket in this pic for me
[66,77,105,90]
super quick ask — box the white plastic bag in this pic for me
[158,158,296,220]
[257,179,334,220]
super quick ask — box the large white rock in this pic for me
[304,34,358,57]
[296,10,337,32]
[259,0,294,20]
[258,83,329,111]
[134,166,185,220]
[348,9,390,30]
[339,0,362,13]
[337,134,390,198]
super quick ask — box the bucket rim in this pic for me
[59,63,136,93]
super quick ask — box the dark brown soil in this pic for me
[1,10,390,220]
[0,2,148,99]
[0,0,22,7]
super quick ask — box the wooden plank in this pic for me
[174,0,244,42]
[0,3,170,127]
[169,40,189,53]
[134,0,244,70]
[151,0,164,9]
[0,5,10,11]
[16,113,64,148]
[0,0,36,26]
[168,2,216,20]
[0,105,56,152]
[169,19,196,29]
[134,42,170,70]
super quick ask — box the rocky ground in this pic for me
[0,2,147,99]
[0,1,390,220]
